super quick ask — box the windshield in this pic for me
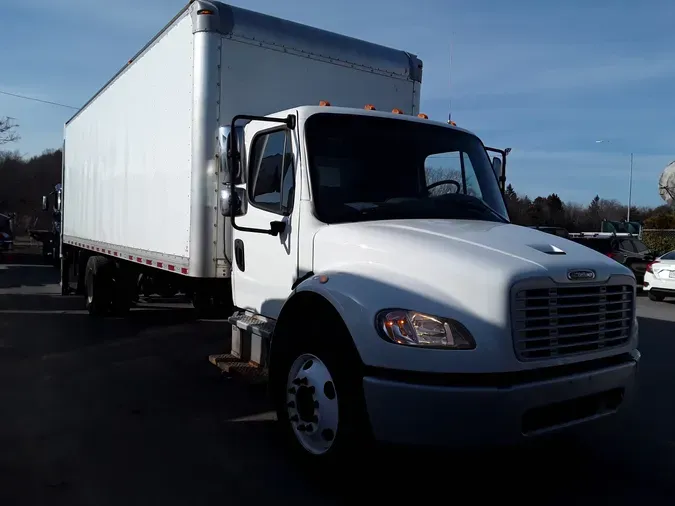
[304,113,509,224]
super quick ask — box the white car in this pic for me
[644,250,675,301]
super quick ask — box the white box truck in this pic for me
[52,0,640,464]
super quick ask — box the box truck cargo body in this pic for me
[62,2,421,286]
[53,1,640,467]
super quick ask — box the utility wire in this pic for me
[0,90,79,110]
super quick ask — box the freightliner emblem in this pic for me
[567,269,596,281]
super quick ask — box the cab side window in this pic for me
[248,129,295,215]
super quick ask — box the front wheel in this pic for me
[273,326,370,464]
[285,353,340,456]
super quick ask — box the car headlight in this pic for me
[375,309,476,349]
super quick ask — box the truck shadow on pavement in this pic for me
[0,287,293,505]
[1,259,674,505]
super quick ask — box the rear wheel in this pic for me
[648,291,665,302]
[111,265,133,316]
[84,256,113,316]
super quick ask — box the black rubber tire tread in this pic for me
[272,311,371,468]
[110,267,133,316]
[192,292,233,318]
[84,255,113,316]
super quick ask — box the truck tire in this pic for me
[192,291,232,318]
[84,256,113,316]
[192,292,215,316]
[111,267,133,316]
[272,316,370,465]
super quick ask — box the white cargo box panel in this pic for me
[63,1,423,278]
[63,12,194,272]
[214,3,423,120]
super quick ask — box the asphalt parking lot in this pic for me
[1,244,674,505]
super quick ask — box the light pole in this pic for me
[595,140,633,221]
[627,152,633,221]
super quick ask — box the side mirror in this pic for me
[219,125,246,184]
[219,184,246,217]
[42,196,48,212]
[218,126,231,178]
[492,156,503,179]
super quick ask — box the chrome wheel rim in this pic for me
[286,353,338,455]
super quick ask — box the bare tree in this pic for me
[0,116,20,145]
[0,149,62,234]
[425,164,478,197]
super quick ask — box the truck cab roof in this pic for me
[264,104,476,137]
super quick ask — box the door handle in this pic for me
[234,239,245,271]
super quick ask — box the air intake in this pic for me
[528,244,566,255]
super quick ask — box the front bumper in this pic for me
[363,351,640,447]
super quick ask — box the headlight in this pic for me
[375,309,476,349]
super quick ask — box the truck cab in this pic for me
[218,103,640,460]
[223,104,510,318]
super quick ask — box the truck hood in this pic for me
[312,219,633,286]
[310,219,636,373]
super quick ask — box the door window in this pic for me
[248,129,295,215]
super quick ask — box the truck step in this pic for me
[228,311,275,339]
[208,353,268,384]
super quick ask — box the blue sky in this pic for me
[2,0,674,207]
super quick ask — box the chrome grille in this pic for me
[512,283,634,361]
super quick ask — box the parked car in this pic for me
[567,233,655,285]
[643,250,675,301]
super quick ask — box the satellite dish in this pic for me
[658,161,675,206]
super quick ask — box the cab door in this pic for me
[230,118,300,319]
